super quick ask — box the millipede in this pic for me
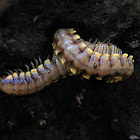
[0,28,134,95]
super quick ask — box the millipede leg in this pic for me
[25,64,30,71]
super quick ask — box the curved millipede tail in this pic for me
[0,28,134,95]
[0,57,67,95]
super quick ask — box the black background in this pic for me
[0,0,140,139]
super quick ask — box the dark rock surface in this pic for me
[0,0,140,139]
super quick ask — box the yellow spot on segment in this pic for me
[44,59,51,64]
[114,76,122,81]
[123,53,128,57]
[87,48,94,54]
[26,71,31,76]
[110,46,113,49]
[38,64,44,68]
[20,72,25,78]
[132,60,134,63]
[53,46,55,49]
[82,73,90,79]
[96,76,102,80]
[13,73,18,78]
[31,69,37,73]
[74,35,80,40]
[112,54,119,57]
[94,52,101,56]
[52,42,56,49]
[104,54,110,57]
[72,30,76,34]
[114,76,119,79]
[60,57,66,64]
[69,28,75,31]
[129,55,133,59]
[70,28,76,33]
[70,67,77,75]
[6,75,13,80]
[54,49,60,55]
[80,42,87,50]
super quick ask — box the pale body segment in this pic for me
[0,56,68,95]
[53,28,134,82]
[0,28,134,95]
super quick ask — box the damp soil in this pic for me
[0,0,140,140]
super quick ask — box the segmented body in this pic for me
[0,28,134,95]
[0,57,67,95]
[53,29,134,82]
